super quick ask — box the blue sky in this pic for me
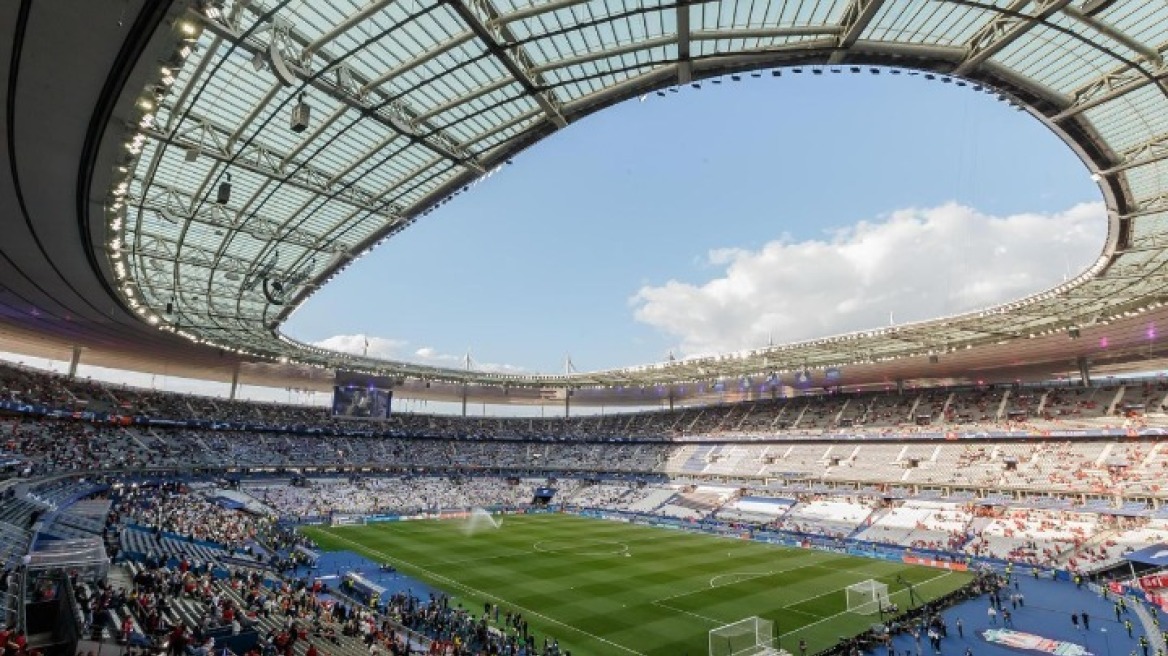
[284,70,1103,375]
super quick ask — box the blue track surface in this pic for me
[880,575,1162,656]
[311,549,440,602]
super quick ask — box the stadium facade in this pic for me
[2,0,1168,406]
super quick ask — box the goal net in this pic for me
[846,579,891,615]
[709,617,780,656]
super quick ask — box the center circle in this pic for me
[532,539,629,556]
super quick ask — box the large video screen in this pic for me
[331,386,392,419]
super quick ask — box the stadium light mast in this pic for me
[564,354,576,419]
[462,349,471,417]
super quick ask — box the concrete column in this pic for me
[68,346,82,380]
[229,362,241,400]
[564,388,571,418]
[1077,356,1092,387]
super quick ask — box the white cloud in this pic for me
[631,201,1106,358]
[313,334,409,360]
[312,334,524,373]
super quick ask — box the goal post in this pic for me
[709,616,780,656]
[846,579,891,616]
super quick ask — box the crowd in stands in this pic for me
[114,483,270,551]
[0,467,1164,655]
[6,362,1168,443]
[6,362,1168,656]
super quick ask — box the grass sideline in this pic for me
[304,514,970,656]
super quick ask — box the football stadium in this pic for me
[3,1,1168,656]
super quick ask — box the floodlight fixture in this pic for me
[217,173,232,205]
[291,93,311,133]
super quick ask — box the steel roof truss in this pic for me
[828,0,889,65]
[953,0,1074,77]
[1053,46,1168,121]
[1101,133,1168,175]
[145,119,395,219]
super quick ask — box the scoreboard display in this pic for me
[331,386,392,419]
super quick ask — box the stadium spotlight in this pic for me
[217,173,232,205]
[291,93,311,133]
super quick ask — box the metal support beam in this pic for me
[361,32,476,93]
[1120,193,1168,220]
[1052,51,1168,121]
[415,78,513,123]
[533,28,848,75]
[828,0,888,64]
[1062,4,1162,66]
[1099,133,1168,176]
[203,11,483,171]
[953,0,1074,77]
[305,0,397,57]
[677,2,692,84]
[450,0,568,127]
[144,116,399,219]
[496,0,591,25]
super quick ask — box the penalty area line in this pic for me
[321,529,648,656]
[650,600,724,625]
[778,571,957,638]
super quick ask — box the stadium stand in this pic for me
[7,362,1168,655]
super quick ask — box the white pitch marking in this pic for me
[323,530,647,656]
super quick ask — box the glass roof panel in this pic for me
[1121,165,1168,204]
[1129,211,1168,242]
[993,22,1127,96]
[104,0,1168,384]
[1084,84,1168,157]
[864,0,1004,46]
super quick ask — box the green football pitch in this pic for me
[303,514,971,656]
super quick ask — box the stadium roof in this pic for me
[3,0,1168,401]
